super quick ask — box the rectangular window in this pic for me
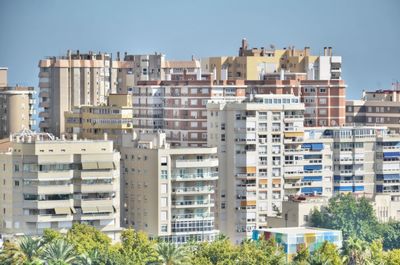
[161,211,167,221]
[161,170,168,179]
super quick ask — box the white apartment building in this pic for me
[0,130,120,239]
[121,132,219,244]
[303,126,400,221]
[207,94,333,243]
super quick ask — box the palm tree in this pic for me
[76,249,102,265]
[0,236,43,265]
[157,242,189,265]
[40,239,77,265]
[343,237,372,265]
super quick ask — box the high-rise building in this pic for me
[207,94,333,243]
[304,126,400,221]
[64,94,133,148]
[120,131,219,243]
[0,130,121,239]
[246,79,346,127]
[202,39,342,81]
[0,86,36,139]
[0,67,7,87]
[346,88,400,133]
[132,79,246,147]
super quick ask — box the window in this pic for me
[161,170,168,179]
[14,181,19,187]
[319,109,327,115]
[319,98,327,104]
[221,134,225,142]
[14,164,19,172]
[161,156,167,166]
[161,197,168,207]
[319,88,326,93]
[304,215,309,222]
[161,211,167,221]
[161,184,168,193]
[161,225,167,232]
[190,99,198,106]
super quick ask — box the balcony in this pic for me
[81,184,114,193]
[172,199,215,208]
[39,121,49,128]
[40,101,49,108]
[23,214,74,223]
[172,213,214,221]
[175,158,218,168]
[171,172,218,181]
[23,199,73,209]
[23,185,73,195]
[172,186,214,194]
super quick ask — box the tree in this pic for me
[0,236,43,265]
[40,239,77,265]
[291,245,310,265]
[379,221,400,250]
[384,249,400,265]
[342,237,372,265]
[191,236,237,264]
[309,241,343,265]
[118,228,158,264]
[156,242,189,265]
[236,238,285,265]
[42,229,63,244]
[66,223,111,254]
[310,194,380,242]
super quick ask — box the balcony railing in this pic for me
[171,172,218,180]
[172,199,214,207]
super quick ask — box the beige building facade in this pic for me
[0,86,36,139]
[64,94,133,147]
[0,130,121,238]
[207,94,333,243]
[346,89,400,133]
[121,132,219,243]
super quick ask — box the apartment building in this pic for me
[38,50,138,136]
[207,94,333,243]
[163,58,202,81]
[120,132,219,243]
[132,79,246,147]
[0,130,120,238]
[246,79,346,127]
[0,86,36,139]
[0,67,7,87]
[64,94,133,147]
[346,88,400,132]
[202,39,342,81]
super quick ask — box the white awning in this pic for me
[81,206,98,213]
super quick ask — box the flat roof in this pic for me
[255,227,341,234]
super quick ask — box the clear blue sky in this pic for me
[0,0,399,99]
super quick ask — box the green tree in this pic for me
[384,249,400,265]
[156,242,189,265]
[291,245,310,265]
[118,228,158,264]
[379,221,400,250]
[236,238,285,265]
[40,239,77,265]
[309,241,343,265]
[43,229,63,244]
[370,239,385,265]
[0,236,43,265]
[310,194,380,242]
[66,223,111,254]
[342,237,372,265]
[191,236,237,264]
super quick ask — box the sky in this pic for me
[0,0,399,99]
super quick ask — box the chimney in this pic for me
[304,47,310,56]
[117,51,120,61]
[261,47,265,56]
[323,47,327,56]
[240,38,248,56]
[328,47,332,56]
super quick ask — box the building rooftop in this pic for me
[256,227,341,234]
